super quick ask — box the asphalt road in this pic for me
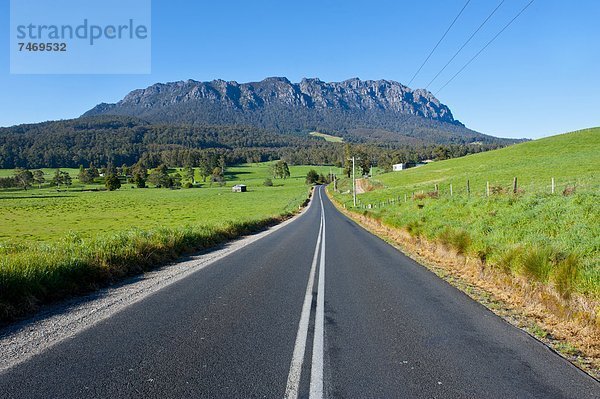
[1,186,598,398]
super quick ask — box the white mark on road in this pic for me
[284,188,326,399]
[310,190,326,399]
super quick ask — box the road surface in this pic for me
[0,186,598,398]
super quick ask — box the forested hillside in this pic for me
[0,116,505,169]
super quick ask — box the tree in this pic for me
[88,164,100,181]
[121,164,130,177]
[0,177,16,189]
[78,165,93,184]
[33,170,45,188]
[61,171,72,189]
[184,165,195,184]
[51,169,71,189]
[132,172,146,188]
[198,155,213,182]
[14,168,33,190]
[306,169,319,185]
[129,162,148,188]
[434,145,450,161]
[270,160,290,179]
[171,172,182,188]
[359,158,371,176]
[211,167,224,187]
[147,164,171,188]
[51,169,63,188]
[218,156,226,175]
[344,144,352,178]
[105,173,121,191]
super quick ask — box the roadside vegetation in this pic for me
[0,162,329,322]
[331,128,599,312]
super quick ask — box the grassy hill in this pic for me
[370,127,599,196]
[332,127,599,299]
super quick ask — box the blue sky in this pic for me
[1,0,599,139]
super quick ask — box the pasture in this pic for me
[331,128,600,298]
[0,162,330,321]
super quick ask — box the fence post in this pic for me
[466,179,470,197]
[513,177,518,194]
[486,181,490,197]
[404,193,407,202]
[434,184,439,193]
[450,183,453,197]
[551,177,555,194]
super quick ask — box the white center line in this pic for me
[284,188,324,399]
[309,191,326,399]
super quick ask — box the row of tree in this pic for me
[0,168,73,190]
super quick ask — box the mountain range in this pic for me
[0,77,521,169]
[84,77,511,146]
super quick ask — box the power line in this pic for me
[425,0,506,90]
[407,0,472,87]
[435,0,536,95]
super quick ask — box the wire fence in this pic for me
[336,176,598,210]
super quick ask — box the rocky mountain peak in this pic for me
[87,77,458,124]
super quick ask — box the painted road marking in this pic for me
[284,188,324,399]
[310,191,326,399]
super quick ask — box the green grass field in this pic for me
[309,131,344,143]
[0,162,330,321]
[0,164,326,242]
[331,128,600,299]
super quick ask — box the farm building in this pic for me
[392,163,408,171]
[232,184,247,192]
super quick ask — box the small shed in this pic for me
[392,163,408,171]
[232,184,247,193]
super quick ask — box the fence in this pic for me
[340,176,597,210]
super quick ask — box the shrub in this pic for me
[520,246,554,283]
[563,185,576,196]
[305,170,319,185]
[183,182,194,189]
[263,178,273,187]
[489,184,505,195]
[438,228,471,255]
[104,174,121,191]
[405,220,422,237]
[496,246,524,273]
[552,254,579,299]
